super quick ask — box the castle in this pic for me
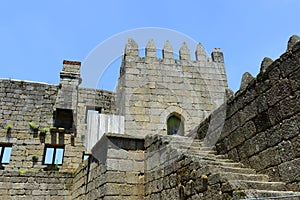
[0,35,299,199]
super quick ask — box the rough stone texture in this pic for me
[287,34,300,51]
[0,79,58,131]
[260,57,273,73]
[72,134,145,199]
[195,37,300,191]
[0,170,73,199]
[0,60,116,199]
[0,60,115,171]
[143,134,300,199]
[240,72,254,90]
[116,39,228,137]
[0,129,83,172]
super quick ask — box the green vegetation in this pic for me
[6,124,12,130]
[19,169,27,175]
[28,122,36,129]
[41,128,48,133]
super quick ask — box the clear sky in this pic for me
[1,0,300,92]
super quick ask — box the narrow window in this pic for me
[0,144,12,164]
[167,115,184,135]
[43,145,65,165]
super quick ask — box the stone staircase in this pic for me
[169,136,300,199]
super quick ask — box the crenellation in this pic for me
[179,42,191,60]
[211,48,224,63]
[240,72,254,90]
[287,34,300,51]
[161,40,173,60]
[195,43,207,62]
[260,57,274,73]
[145,39,156,58]
[125,38,139,58]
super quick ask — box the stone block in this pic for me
[278,140,295,162]
[227,127,246,150]
[279,56,300,77]
[279,91,300,120]
[107,148,128,159]
[248,146,281,171]
[278,158,300,182]
[266,79,291,106]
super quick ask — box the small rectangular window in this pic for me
[0,144,12,164]
[43,145,64,165]
[82,153,90,161]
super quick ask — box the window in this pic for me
[82,153,90,161]
[43,145,65,165]
[167,115,184,136]
[0,144,12,164]
[54,109,73,129]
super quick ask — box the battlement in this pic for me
[123,38,224,63]
[117,38,228,137]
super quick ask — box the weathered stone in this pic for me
[162,40,173,59]
[287,34,300,51]
[278,158,300,182]
[240,72,254,90]
[260,57,273,73]
[125,38,139,57]
[179,42,190,60]
[145,39,156,58]
[210,48,224,63]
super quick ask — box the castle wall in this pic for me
[0,60,116,173]
[194,37,300,191]
[0,79,58,131]
[143,134,243,200]
[116,39,228,137]
[72,133,145,199]
[0,170,73,199]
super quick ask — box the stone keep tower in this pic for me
[116,39,228,137]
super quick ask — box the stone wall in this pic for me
[72,133,145,199]
[0,60,116,172]
[0,79,58,131]
[143,134,244,200]
[0,128,83,171]
[77,88,115,152]
[116,39,228,137]
[194,36,300,191]
[0,170,73,199]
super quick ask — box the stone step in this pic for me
[190,155,245,168]
[222,180,286,192]
[207,161,245,168]
[170,141,204,147]
[236,189,300,199]
[182,147,217,153]
[182,150,218,156]
[208,165,257,174]
[214,154,229,159]
[209,172,270,185]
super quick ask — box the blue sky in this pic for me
[1,1,300,92]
